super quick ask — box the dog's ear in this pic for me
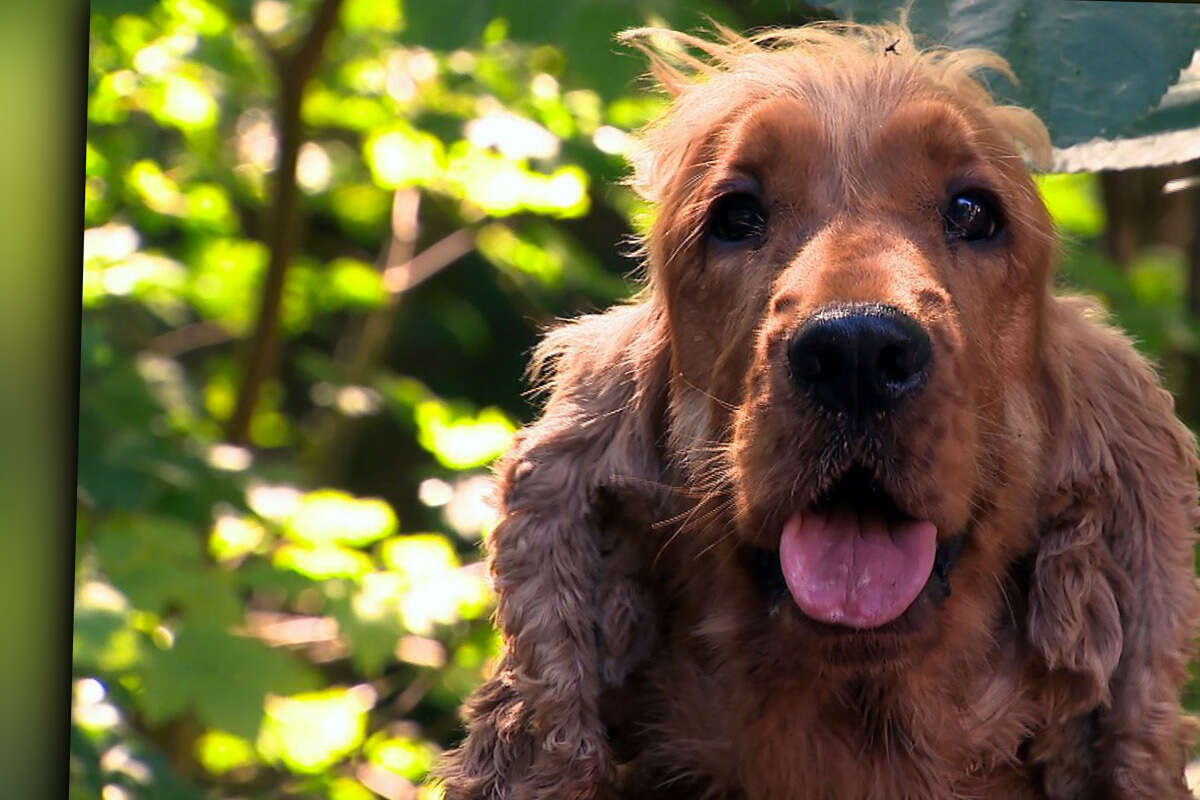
[1030,296,1200,795]
[436,301,670,800]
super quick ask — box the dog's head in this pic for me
[629,23,1055,666]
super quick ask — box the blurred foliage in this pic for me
[76,0,1200,797]
[76,0,732,796]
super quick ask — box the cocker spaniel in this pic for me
[437,20,1200,800]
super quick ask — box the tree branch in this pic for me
[301,191,479,483]
[225,0,345,445]
[147,321,233,358]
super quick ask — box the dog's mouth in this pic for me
[750,467,961,630]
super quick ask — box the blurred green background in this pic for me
[69,1,1200,798]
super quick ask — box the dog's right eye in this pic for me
[709,193,768,243]
[944,190,1002,242]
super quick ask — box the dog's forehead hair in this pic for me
[712,89,991,206]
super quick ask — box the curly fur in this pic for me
[436,19,1200,800]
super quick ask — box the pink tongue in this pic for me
[779,508,937,629]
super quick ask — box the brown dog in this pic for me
[437,20,1200,800]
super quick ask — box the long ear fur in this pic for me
[436,300,670,800]
[1031,295,1200,797]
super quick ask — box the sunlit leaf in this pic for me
[84,177,111,226]
[85,252,187,312]
[85,141,109,178]
[466,111,560,160]
[303,86,392,131]
[208,514,267,562]
[414,400,515,469]
[328,182,392,237]
[476,223,563,286]
[378,536,492,634]
[297,141,334,193]
[365,735,438,782]
[364,125,445,189]
[126,159,186,216]
[328,777,377,800]
[326,578,406,675]
[187,237,268,333]
[88,70,136,124]
[250,408,293,448]
[284,490,399,547]
[341,0,404,33]
[111,13,156,57]
[183,183,239,234]
[162,0,230,36]
[379,533,459,576]
[606,93,667,130]
[257,688,372,774]
[195,730,258,775]
[73,580,145,673]
[150,74,220,131]
[442,142,590,218]
[319,258,388,310]
[1035,173,1105,237]
[274,543,376,580]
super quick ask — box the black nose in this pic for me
[787,304,932,419]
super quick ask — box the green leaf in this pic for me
[364,734,439,782]
[141,625,318,738]
[73,579,145,673]
[208,514,267,562]
[161,0,230,36]
[825,0,1200,147]
[328,777,377,800]
[282,490,399,547]
[256,688,372,774]
[379,536,493,633]
[195,729,258,775]
[318,258,388,310]
[146,74,220,132]
[414,400,515,469]
[328,182,392,238]
[94,514,241,626]
[186,237,269,334]
[326,585,406,676]
[1035,173,1104,237]
[273,543,376,580]
[341,0,404,33]
[183,183,239,234]
[94,515,198,607]
[379,533,460,577]
[364,124,445,189]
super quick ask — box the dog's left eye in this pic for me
[709,193,768,243]
[944,191,1002,242]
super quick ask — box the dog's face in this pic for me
[650,58,1055,666]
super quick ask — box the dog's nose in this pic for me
[787,304,931,419]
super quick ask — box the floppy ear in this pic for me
[436,301,670,800]
[1029,295,1200,797]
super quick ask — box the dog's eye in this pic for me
[944,191,1002,242]
[709,193,768,243]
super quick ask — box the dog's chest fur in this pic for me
[598,532,1069,800]
[614,654,1050,800]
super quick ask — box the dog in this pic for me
[437,20,1200,799]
